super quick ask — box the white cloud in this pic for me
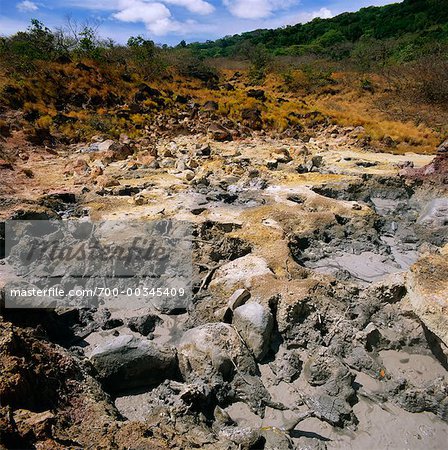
[163,0,214,15]
[113,0,185,35]
[69,0,214,35]
[295,7,333,23]
[67,0,214,15]
[16,1,39,12]
[223,0,297,20]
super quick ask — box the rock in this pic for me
[0,159,13,170]
[196,144,211,157]
[100,142,133,163]
[272,147,292,163]
[95,175,120,188]
[126,314,160,336]
[242,108,262,130]
[89,335,177,391]
[208,123,232,142]
[417,198,448,228]
[266,159,278,170]
[304,349,356,426]
[203,101,219,112]
[183,169,195,181]
[96,140,115,152]
[407,253,448,346]
[437,138,448,154]
[276,279,319,335]
[228,289,251,311]
[177,323,256,383]
[134,84,162,102]
[247,89,266,101]
[233,302,273,360]
[210,255,272,290]
[218,426,261,447]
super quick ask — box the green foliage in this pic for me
[125,35,167,79]
[248,44,272,85]
[187,0,448,64]
[0,19,59,68]
[76,27,103,59]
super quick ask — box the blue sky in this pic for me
[0,0,400,45]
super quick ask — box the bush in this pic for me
[248,44,272,85]
[174,50,219,84]
[410,55,448,104]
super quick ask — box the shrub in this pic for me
[248,44,272,85]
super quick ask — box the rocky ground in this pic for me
[1,124,448,449]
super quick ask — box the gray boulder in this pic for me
[417,198,448,228]
[90,334,177,391]
[233,302,273,361]
[177,323,256,383]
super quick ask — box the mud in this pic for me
[1,129,447,449]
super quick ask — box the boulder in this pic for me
[100,142,133,163]
[437,138,448,155]
[247,89,266,101]
[417,198,448,228]
[134,84,162,102]
[208,123,232,142]
[233,302,273,360]
[96,140,115,152]
[0,159,13,170]
[241,108,262,130]
[272,147,292,163]
[210,254,272,290]
[406,252,448,346]
[177,323,256,382]
[203,101,219,112]
[89,335,177,391]
[126,314,160,336]
[183,169,195,181]
[276,279,319,335]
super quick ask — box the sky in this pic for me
[0,0,401,45]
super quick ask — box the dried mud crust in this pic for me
[1,130,448,449]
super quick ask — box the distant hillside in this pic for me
[189,0,448,61]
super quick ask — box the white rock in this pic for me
[233,302,273,360]
[177,323,256,382]
[210,255,272,290]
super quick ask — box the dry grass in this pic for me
[1,60,444,154]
